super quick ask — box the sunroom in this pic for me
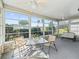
[0,0,79,59]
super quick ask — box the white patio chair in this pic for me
[44,35,58,53]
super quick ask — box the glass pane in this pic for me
[59,20,69,25]
[44,20,52,35]
[31,16,43,27]
[71,19,79,23]
[44,19,52,24]
[70,24,79,35]
[5,11,29,41]
[5,11,28,20]
[31,16,43,39]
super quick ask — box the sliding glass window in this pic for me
[53,21,58,35]
[44,19,52,35]
[5,10,58,41]
[5,11,29,41]
[70,19,79,35]
[31,16,43,38]
[58,20,69,35]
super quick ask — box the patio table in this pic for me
[26,38,49,59]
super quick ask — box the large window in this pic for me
[58,21,69,35]
[5,10,58,41]
[70,24,79,35]
[53,21,58,35]
[70,19,79,35]
[31,17,57,39]
[44,19,52,35]
[31,16,43,38]
[5,11,29,41]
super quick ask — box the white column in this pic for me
[52,20,53,35]
[57,21,59,37]
[0,0,5,44]
[68,20,71,32]
[28,16,31,40]
[42,19,45,37]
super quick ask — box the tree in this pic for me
[5,26,13,33]
[19,20,28,25]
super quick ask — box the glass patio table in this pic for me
[26,37,49,59]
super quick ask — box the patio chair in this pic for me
[15,36,26,47]
[14,36,32,58]
[0,44,3,58]
[44,35,58,53]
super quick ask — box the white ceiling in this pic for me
[4,0,79,20]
